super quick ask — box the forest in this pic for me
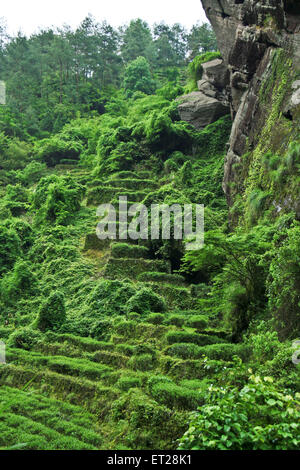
[0,10,299,452]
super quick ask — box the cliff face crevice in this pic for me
[201,0,300,210]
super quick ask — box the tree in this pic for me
[153,22,187,68]
[187,22,218,60]
[120,19,154,64]
[123,56,155,98]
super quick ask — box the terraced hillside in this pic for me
[1,160,246,450]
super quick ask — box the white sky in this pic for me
[1,0,207,36]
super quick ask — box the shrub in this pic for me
[285,140,300,170]
[156,82,184,101]
[87,279,136,317]
[146,313,165,325]
[197,343,250,362]
[129,353,155,371]
[167,343,200,360]
[0,224,21,275]
[125,287,166,314]
[123,56,156,98]
[115,343,135,356]
[178,377,300,450]
[1,260,37,304]
[151,382,203,410]
[179,379,207,390]
[0,137,31,170]
[33,174,84,225]
[111,388,174,449]
[147,374,174,392]
[4,184,29,216]
[167,315,185,327]
[8,219,33,251]
[117,376,142,391]
[35,135,83,167]
[138,272,185,285]
[167,342,249,361]
[111,243,149,259]
[115,320,137,337]
[166,331,223,347]
[127,312,140,322]
[16,161,47,186]
[37,292,66,332]
[9,328,42,351]
[185,315,208,330]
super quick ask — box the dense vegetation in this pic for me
[0,15,299,451]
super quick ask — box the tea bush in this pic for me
[178,377,300,450]
[37,292,66,332]
[125,287,166,314]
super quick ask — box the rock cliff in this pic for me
[200,0,300,211]
[177,58,230,129]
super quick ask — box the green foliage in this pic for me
[167,315,185,328]
[35,135,83,167]
[8,328,42,350]
[117,375,142,391]
[185,52,221,93]
[16,161,47,186]
[37,292,66,332]
[267,223,300,339]
[87,279,136,317]
[33,175,84,225]
[123,57,156,98]
[156,82,184,101]
[0,223,21,275]
[3,184,29,216]
[111,243,149,259]
[178,377,300,450]
[185,315,208,330]
[150,381,203,410]
[129,353,155,371]
[125,287,166,314]
[187,23,218,60]
[167,342,249,361]
[0,16,298,452]
[146,313,165,325]
[0,386,102,449]
[183,226,272,338]
[0,137,32,170]
[137,272,185,285]
[1,260,37,304]
[166,331,223,347]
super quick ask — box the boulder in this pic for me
[177,92,229,130]
[202,59,229,90]
[177,57,230,130]
[197,79,218,98]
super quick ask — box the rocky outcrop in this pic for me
[177,58,230,129]
[200,0,300,206]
